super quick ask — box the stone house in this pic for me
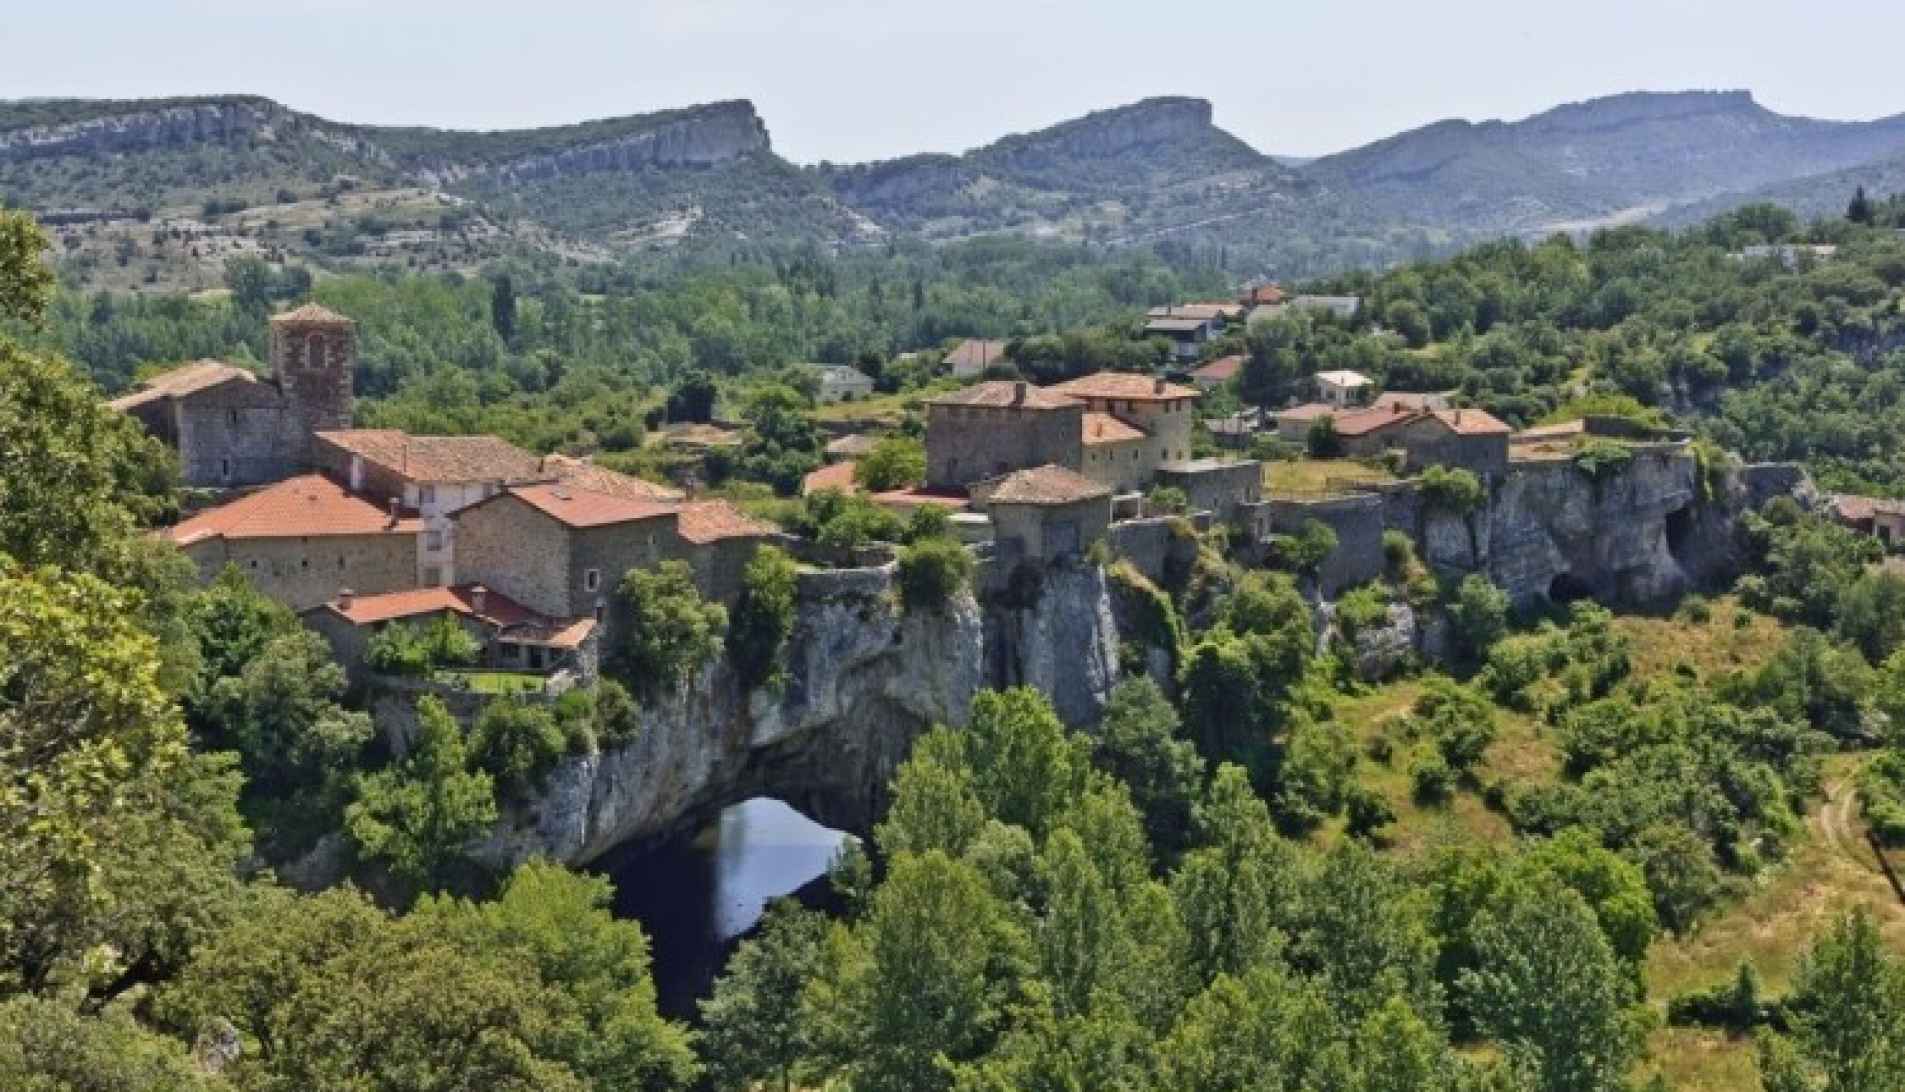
[161,474,423,611]
[1189,355,1244,391]
[303,583,600,686]
[1314,369,1373,408]
[806,364,875,403]
[1276,402,1337,443]
[1830,494,1905,546]
[978,465,1112,563]
[1080,411,1150,492]
[1155,458,1264,522]
[110,303,355,487]
[944,338,1011,380]
[1330,405,1511,477]
[1048,372,1200,472]
[924,381,1085,489]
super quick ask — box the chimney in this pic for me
[387,497,401,526]
[470,585,488,614]
[1154,376,1167,395]
[1012,381,1027,406]
[336,587,355,611]
[1455,409,1464,425]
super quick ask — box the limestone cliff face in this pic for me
[1422,448,1700,606]
[0,100,281,161]
[474,557,1122,868]
[434,101,771,185]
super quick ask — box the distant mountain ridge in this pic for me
[5,88,1905,283]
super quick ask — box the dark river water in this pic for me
[599,797,854,1018]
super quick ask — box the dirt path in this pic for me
[1813,771,1870,870]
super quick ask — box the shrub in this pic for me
[1666,963,1778,1034]
[615,560,728,697]
[1306,415,1343,458]
[1334,583,1390,643]
[1572,439,1634,484]
[1345,785,1396,839]
[1411,749,1455,804]
[897,537,973,613]
[1146,485,1190,516]
[470,698,567,795]
[1381,529,1416,574]
[364,615,481,676]
[853,435,926,492]
[1412,678,1497,770]
[1446,574,1511,661]
[727,545,799,690]
[1677,593,1713,624]
[902,503,952,544]
[1270,518,1337,576]
[1419,465,1484,515]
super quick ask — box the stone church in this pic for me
[110,303,356,487]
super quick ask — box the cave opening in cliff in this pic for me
[1548,572,1593,604]
[1665,504,1695,560]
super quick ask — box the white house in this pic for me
[1314,369,1373,408]
[807,364,876,403]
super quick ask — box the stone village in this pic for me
[107,297,1812,860]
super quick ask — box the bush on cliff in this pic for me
[728,545,799,690]
[897,536,974,614]
[470,698,568,796]
[615,560,728,698]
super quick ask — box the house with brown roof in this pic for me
[1080,411,1150,491]
[975,465,1112,563]
[1276,402,1339,442]
[1830,494,1905,545]
[160,474,423,610]
[944,338,1011,380]
[924,381,1087,489]
[1241,284,1286,307]
[1189,355,1244,390]
[1048,372,1200,473]
[110,305,356,487]
[303,583,600,686]
[1328,404,1511,476]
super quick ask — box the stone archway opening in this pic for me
[1665,504,1695,561]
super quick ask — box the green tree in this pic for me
[615,560,728,697]
[897,535,974,613]
[203,630,372,802]
[491,273,517,343]
[1763,910,1905,1092]
[1307,414,1344,457]
[727,544,799,689]
[468,698,568,795]
[0,209,55,325]
[1448,574,1511,661]
[1459,874,1641,1092]
[738,384,825,495]
[1093,676,1205,857]
[854,435,927,492]
[0,994,218,1092]
[345,695,497,892]
[665,369,718,424]
[1848,185,1875,225]
[701,901,829,1092]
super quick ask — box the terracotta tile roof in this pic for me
[271,302,351,324]
[1191,355,1244,383]
[1276,402,1337,422]
[1432,408,1512,436]
[674,500,776,545]
[318,584,596,649]
[540,453,684,502]
[945,338,1010,373]
[1373,390,1452,412]
[1834,494,1878,522]
[505,483,677,529]
[803,460,862,495]
[108,361,258,411]
[825,433,880,458]
[869,486,971,510]
[926,381,1081,410]
[163,474,420,546]
[1329,406,1421,437]
[1049,372,1199,403]
[1243,284,1286,306]
[1082,411,1146,446]
[985,464,1111,506]
[316,430,544,483]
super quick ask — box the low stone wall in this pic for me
[1264,494,1386,596]
[1741,462,1810,508]
[795,559,898,600]
[1105,515,1194,584]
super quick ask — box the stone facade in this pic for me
[268,308,357,469]
[169,378,306,486]
[452,494,579,619]
[1264,493,1387,597]
[990,494,1111,562]
[926,395,1084,488]
[1155,459,1263,522]
[180,531,418,613]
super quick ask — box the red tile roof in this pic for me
[985,464,1111,506]
[108,361,258,411]
[164,474,420,546]
[506,483,677,528]
[1191,355,1244,383]
[1082,411,1146,446]
[803,460,862,495]
[1049,372,1199,403]
[319,584,596,649]
[1243,284,1286,306]
[539,453,684,502]
[1276,402,1337,422]
[316,430,545,484]
[926,381,1080,410]
[869,486,971,510]
[1834,494,1878,522]
[1329,406,1421,437]
[674,500,776,545]
[1432,407,1512,436]
[271,302,351,324]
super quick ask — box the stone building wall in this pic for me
[991,496,1111,562]
[173,381,300,486]
[269,318,356,468]
[1403,429,1508,479]
[1155,459,1262,521]
[926,402,1084,488]
[1265,493,1387,596]
[453,496,574,618]
[183,531,418,612]
[573,514,685,621]
[1081,436,1150,491]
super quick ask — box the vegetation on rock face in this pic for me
[727,544,800,689]
[897,535,974,613]
[614,560,728,696]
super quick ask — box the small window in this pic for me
[424,530,444,551]
[337,556,346,570]
[584,568,601,592]
[248,559,258,569]
[219,458,231,479]
[594,603,606,622]
[227,408,239,426]
[300,557,309,570]
[422,566,442,587]
[420,485,436,505]
[499,643,520,661]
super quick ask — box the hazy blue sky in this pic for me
[8,1,1905,163]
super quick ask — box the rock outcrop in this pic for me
[473,557,1119,868]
